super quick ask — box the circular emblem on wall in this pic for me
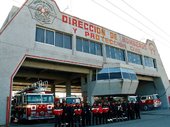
[28,0,57,24]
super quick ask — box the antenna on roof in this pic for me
[63,5,69,12]
[63,0,72,13]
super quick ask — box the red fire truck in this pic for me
[11,81,55,121]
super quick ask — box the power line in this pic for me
[105,0,170,45]
[121,0,170,38]
[91,0,170,49]
[91,0,154,39]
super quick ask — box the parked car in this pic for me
[140,94,162,111]
[128,95,138,103]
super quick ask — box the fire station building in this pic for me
[0,0,170,125]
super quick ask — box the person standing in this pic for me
[98,103,103,125]
[74,103,82,127]
[121,100,128,120]
[134,101,141,119]
[66,103,74,127]
[54,102,63,127]
[102,102,109,124]
[61,101,68,126]
[128,101,135,120]
[86,102,92,126]
[91,102,99,125]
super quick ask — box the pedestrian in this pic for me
[134,101,141,119]
[74,103,82,127]
[91,102,99,125]
[109,101,117,122]
[128,101,135,120]
[121,100,128,120]
[102,102,109,124]
[61,101,68,126]
[84,102,91,126]
[54,102,63,127]
[98,103,103,124]
[66,103,74,127]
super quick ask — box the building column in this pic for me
[66,80,71,97]
[51,83,56,97]
[102,44,107,65]
[72,33,76,55]
[86,71,94,105]
[141,55,145,69]
[81,77,87,102]
[0,77,11,126]
[125,50,129,64]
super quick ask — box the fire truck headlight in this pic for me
[31,105,36,110]
[47,105,53,110]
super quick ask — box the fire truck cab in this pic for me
[11,81,55,121]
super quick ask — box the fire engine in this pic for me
[11,80,55,121]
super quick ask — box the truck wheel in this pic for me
[143,105,149,111]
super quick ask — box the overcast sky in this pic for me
[1,0,170,79]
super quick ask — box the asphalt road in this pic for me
[10,109,170,127]
[93,110,170,127]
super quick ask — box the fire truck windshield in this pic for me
[42,95,54,103]
[27,95,41,103]
[27,95,54,104]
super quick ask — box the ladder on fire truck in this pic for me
[17,80,49,94]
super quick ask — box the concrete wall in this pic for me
[136,81,156,95]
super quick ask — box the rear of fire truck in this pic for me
[12,80,55,121]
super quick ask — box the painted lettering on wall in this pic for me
[122,36,147,53]
[62,14,147,53]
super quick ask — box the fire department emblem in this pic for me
[28,0,57,24]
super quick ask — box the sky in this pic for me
[1,0,170,79]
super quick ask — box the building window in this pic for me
[97,68,109,80]
[55,32,63,47]
[105,45,125,61]
[76,38,82,51]
[130,73,137,80]
[106,45,111,58]
[144,56,156,68]
[110,47,115,59]
[127,52,142,65]
[96,43,102,56]
[96,67,137,81]
[55,32,72,49]
[36,27,44,43]
[76,37,103,56]
[90,41,96,55]
[64,34,72,49]
[46,30,54,45]
[109,68,121,79]
[35,26,72,49]
[83,39,90,53]
[115,48,125,61]
[122,72,130,79]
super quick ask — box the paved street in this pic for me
[10,109,170,127]
[93,109,170,127]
